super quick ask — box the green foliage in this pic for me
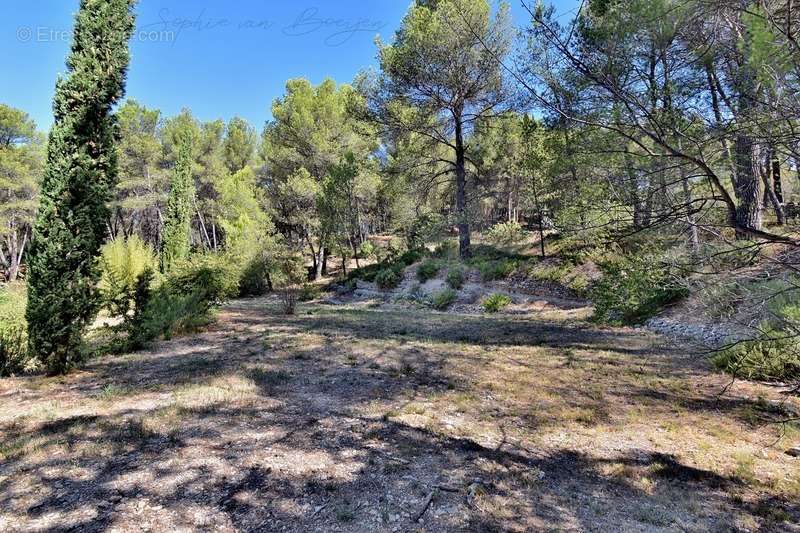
[127,285,208,346]
[161,132,196,271]
[375,0,513,257]
[446,267,466,290]
[299,284,322,302]
[0,104,41,282]
[405,213,446,250]
[25,0,136,374]
[482,293,512,313]
[486,221,526,247]
[127,255,235,348]
[0,285,35,376]
[223,116,256,173]
[592,255,688,325]
[433,239,459,260]
[166,254,238,312]
[714,334,799,382]
[430,288,457,310]
[272,252,308,315]
[376,268,402,290]
[359,240,377,260]
[237,254,272,297]
[99,235,157,318]
[474,258,518,281]
[416,259,442,282]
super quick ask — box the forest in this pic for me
[1,0,800,531]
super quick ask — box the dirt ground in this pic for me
[1,296,799,532]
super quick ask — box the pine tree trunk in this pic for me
[734,135,764,235]
[454,107,470,258]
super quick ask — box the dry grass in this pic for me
[0,296,798,532]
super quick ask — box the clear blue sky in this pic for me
[1,0,580,131]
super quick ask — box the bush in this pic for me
[238,254,272,297]
[299,284,322,302]
[166,254,238,313]
[126,255,237,349]
[417,259,442,282]
[272,252,307,315]
[592,255,687,325]
[713,334,800,382]
[0,322,29,376]
[99,235,157,318]
[405,212,446,249]
[375,268,401,290]
[433,240,459,259]
[0,284,34,376]
[475,259,517,281]
[482,293,512,313]
[359,240,377,261]
[430,288,457,310]
[446,267,466,290]
[486,221,526,247]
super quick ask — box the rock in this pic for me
[355,280,375,291]
[786,447,800,457]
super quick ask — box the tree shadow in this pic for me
[1,299,797,531]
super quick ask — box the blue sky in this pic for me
[1,0,580,131]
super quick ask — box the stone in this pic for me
[786,447,800,458]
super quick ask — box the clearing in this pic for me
[1,295,799,532]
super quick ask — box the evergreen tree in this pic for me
[0,104,43,282]
[371,0,512,258]
[161,132,195,271]
[26,0,136,375]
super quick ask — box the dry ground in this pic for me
[1,296,799,532]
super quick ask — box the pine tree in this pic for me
[26,0,136,375]
[161,132,195,271]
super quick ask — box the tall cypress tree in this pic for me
[26,0,136,374]
[160,132,195,271]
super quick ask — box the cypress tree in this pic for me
[26,0,136,374]
[160,133,195,271]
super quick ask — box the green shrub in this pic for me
[592,255,687,325]
[359,240,377,260]
[0,322,30,376]
[405,213,445,249]
[99,235,158,318]
[433,240,459,259]
[482,293,512,313]
[126,255,236,349]
[271,252,307,315]
[486,221,526,247]
[128,286,209,346]
[446,267,466,290]
[375,268,402,290]
[0,284,34,376]
[417,259,442,282]
[299,284,322,302]
[713,334,800,382]
[430,288,457,310]
[166,254,238,313]
[238,254,272,297]
[475,259,517,281]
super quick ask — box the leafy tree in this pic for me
[161,132,195,271]
[319,152,380,271]
[223,116,256,173]
[262,78,378,278]
[217,165,274,255]
[0,104,42,281]
[26,0,136,374]
[114,99,164,245]
[371,0,513,258]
